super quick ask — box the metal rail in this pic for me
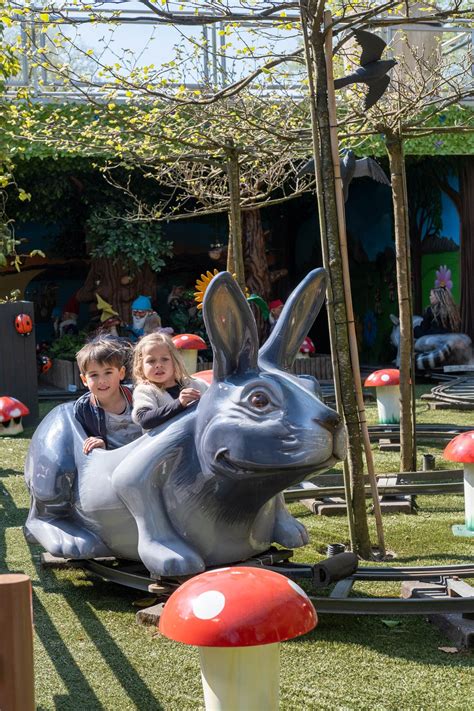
[367,423,473,442]
[81,558,474,615]
[285,481,463,502]
[308,595,474,615]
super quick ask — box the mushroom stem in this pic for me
[180,349,198,374]
[375,385,400,424]
[199,643,280,711]
[463,463,474,532]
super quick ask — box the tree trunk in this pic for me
[76,257,157,324]
[301,1,371,557]
[226,144,245,289]
[243,208,271,341]
[385,133,416,472]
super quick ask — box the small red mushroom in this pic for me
[0,397,30,436]
[364,369,401,424]
[172,334,207,373]
[444,431,474,536]
[297,336,316,357]
[159,566,317,709]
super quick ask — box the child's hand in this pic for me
[179,388,202,407]
[83,437,106,454]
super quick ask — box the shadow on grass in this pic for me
[0,467,24,477]
[32,589,105,710]
[0,480,29,524]
[37,572,164,710]
[292,613,473,669]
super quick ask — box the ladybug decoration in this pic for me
[37,354,52,375]
[14,313,33,335]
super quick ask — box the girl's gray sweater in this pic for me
[132,378,208,430]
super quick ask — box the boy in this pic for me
[74,337,141,454]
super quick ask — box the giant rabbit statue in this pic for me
[25,269,346,578]
[390,314,472,370]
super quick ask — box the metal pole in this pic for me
[202,25,210,85]
[219,21,227,86]
[211,24,218,87]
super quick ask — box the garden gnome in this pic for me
[268,299,284,331]
[131,295,161,339]
[59,294,79,336]
[96,294,121,337]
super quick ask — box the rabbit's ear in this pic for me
[259,268,327,371]
[203,271,258,380]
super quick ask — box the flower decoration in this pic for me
[435,265,453,291]
[194,270,249,310]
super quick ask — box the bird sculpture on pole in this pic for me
[297,149,390,203]
[334,29,397,110]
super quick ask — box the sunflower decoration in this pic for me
[194,270,250,310]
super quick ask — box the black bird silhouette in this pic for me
[334,29,397,109]
[297,150,390,202]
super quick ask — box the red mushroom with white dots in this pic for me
[159,566,317,710]
[172,334,207,374]
[364,369,400,424]
[297,336,316,359]
[444,431,474,537]
[0,397,30,436]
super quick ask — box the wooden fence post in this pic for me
[0,574,35,711]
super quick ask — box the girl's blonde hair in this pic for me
[132,332,191,387]
[431,287,461,333]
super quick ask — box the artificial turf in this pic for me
[0,392,472,710]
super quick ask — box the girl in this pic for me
[132,332,208,430]
[414,286,461,338]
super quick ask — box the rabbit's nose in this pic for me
[313,409,341,432]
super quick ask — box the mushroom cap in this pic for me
[300,336,315,354]
[364,369,400,387]
[191,369,213,385]
[0,396,30,422]
[172,334,207,350]
[444,431,474,463]
[159,567,317,647]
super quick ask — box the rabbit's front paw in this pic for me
[139,540,206,578]
[273,515,309,549]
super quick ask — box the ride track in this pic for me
[73,549,474,616]
[39,421,471,613]
[36,395,472,614]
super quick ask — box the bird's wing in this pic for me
[365,74,390,109]
[353,29,387,66]
[296,158,315,177]
[353,158,390,185]
[367,159,391,185]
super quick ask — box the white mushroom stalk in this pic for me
[159,567,317,711]
[444,431,474,537]
[172,334,207,374]
[364,369,401,424]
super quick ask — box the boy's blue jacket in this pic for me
[73,385,133,448]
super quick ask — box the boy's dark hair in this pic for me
[76,336,131,375]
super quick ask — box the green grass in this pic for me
[1,393,472,710]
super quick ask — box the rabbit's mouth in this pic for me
[214,448,337,479]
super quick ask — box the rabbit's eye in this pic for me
[249,391,271,409]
